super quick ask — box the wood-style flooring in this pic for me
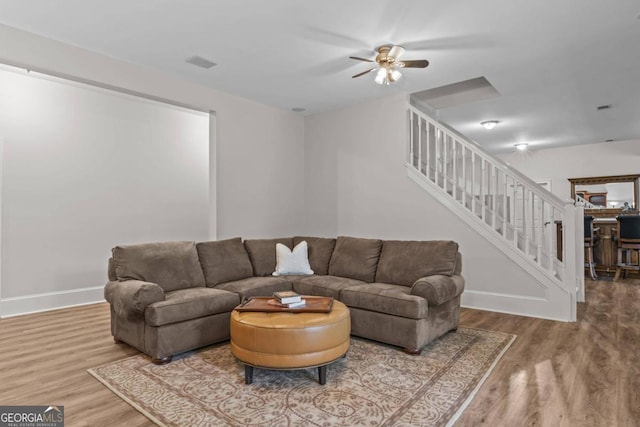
[458,278,640,427]
[0,278,638,426]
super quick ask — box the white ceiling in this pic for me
[1,0,639,153]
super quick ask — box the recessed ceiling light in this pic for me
[291,107,306,112]
[514,143,529,151]
[480,120,499,130]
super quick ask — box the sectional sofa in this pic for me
[104,236,465,363]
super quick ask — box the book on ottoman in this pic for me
[273,291,302,304]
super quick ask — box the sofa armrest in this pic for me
[104,280,165,318]
[410,275,465,306]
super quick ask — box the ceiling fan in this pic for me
[350,45,429,85]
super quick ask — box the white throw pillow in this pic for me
[272,241,314,276]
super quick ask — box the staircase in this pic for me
[406,103,584,321]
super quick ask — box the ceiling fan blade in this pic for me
[352,67,377,78]
[397,59,429,68]
[303,26,370,50]
[388,45,405,60]
[349,56,374,63]
[402,35,495,52]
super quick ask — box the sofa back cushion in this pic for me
[196,238,254,286]
[328,236,382,283]
[293,236,336,275]
[375,240,459,286]
[112,241,205,292]
[244,238,293,276]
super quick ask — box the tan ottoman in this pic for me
[230,300,350,385]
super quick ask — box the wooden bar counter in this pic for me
[557,217,638,278]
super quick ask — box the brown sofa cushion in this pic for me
[104,279,165,317]
[375,240,459,286]
[340,283,428,319]
[145,288,240,327]
[328,236,382,283]
[197,238,254,286]
[411,275,465,306]
[244,238,293,276]
[215,276,293,300]
[292,275,366,299]
[293,236,336,275]
[112,241,205,292]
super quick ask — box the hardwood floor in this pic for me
[0,303,153,426]
[0,278,637,426]
[457,278,640,427]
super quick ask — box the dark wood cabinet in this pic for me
[591,219,617,274]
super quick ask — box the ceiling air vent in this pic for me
[185,56,217,69]
[596,104,612,110]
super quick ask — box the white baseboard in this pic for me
[461,290,572,322]
[0,286,105,318]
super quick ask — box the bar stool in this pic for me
[584,215,599,280]
[613,215,640,280]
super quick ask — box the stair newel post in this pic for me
[514,182,521,246]
[550,206,559,276]
[551,205,560,264]
[531,189,537,257]
[503,173,509,239]
[491,166,498,230]
[422,119,435,179]
[471,152,476,215]
[529,189,536,257]
[452,138,458,202]
[423,119,433,178]
[443,134,449,192]
[478,156,486,222]
[433,128,441,187]
[562,203,583,319]
[462,145,467,207]
[536,194,543,267]
[522,187,529,256]
[414,117,422,173]
[542,199,551,271]
[574,204,585,303]
[408,110,414,167]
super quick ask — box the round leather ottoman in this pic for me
[230,299,350,385]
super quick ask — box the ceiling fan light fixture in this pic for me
[480,120,499,130]
[351,44,428,84]
[374,68,387,85]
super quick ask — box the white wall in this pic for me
[305,95,571,320]
[215,95,305,239]
[498,139,640,201]
[0,68,209,315]
[0,23,306,240]
[0,24,305,316]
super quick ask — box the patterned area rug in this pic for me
[89,327,514,426]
